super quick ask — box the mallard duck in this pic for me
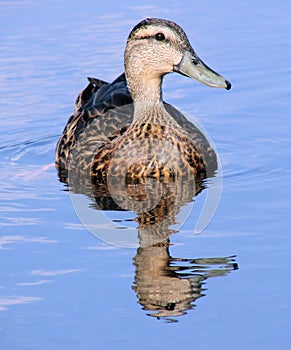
[55,18,230,183]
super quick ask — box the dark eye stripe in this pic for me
[134,34,168,43]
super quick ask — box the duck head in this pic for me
[124,18,231,102]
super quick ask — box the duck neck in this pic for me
[129,76,162,101]
[126,74,170,124]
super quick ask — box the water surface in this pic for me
[1,1,291,349]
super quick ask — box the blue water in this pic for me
[1,1,291,349]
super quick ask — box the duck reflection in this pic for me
[61,170,238,321]
[133,243,237,321]
[92,176,238,321]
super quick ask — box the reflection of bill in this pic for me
[133,245,238,322]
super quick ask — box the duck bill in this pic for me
[174,50,231,90]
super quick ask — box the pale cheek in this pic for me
[172,51,183,66]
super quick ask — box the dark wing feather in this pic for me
[55,73,133,173]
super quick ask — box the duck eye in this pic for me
[155,32,165,41]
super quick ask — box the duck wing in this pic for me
[56,73,133,175]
